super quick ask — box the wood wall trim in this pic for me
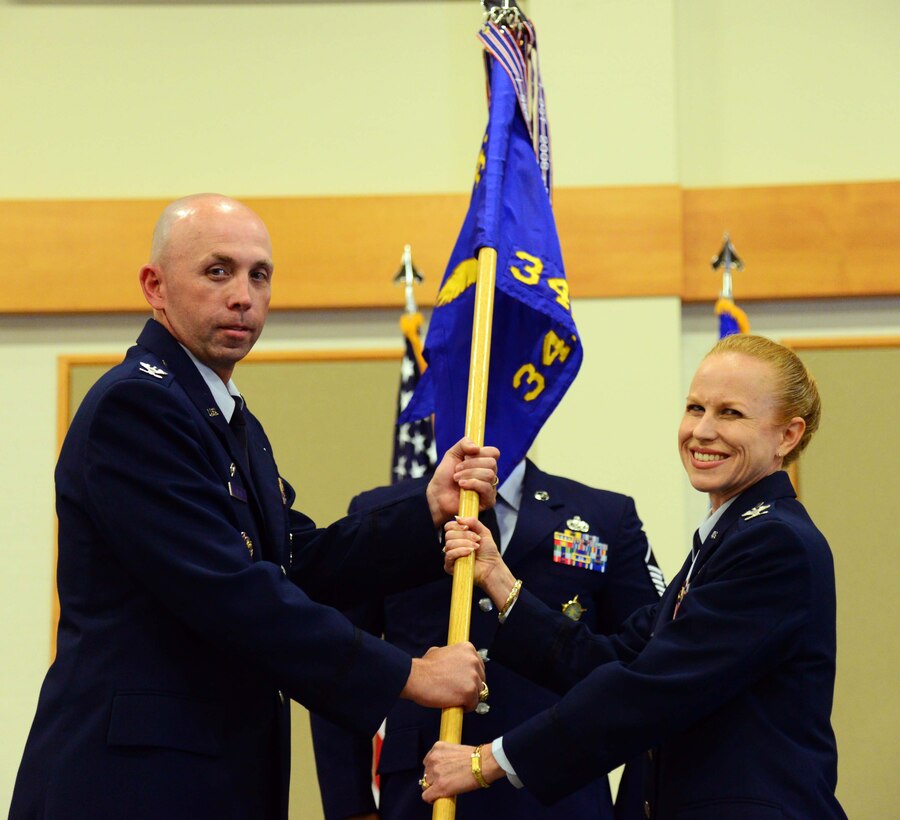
[682,182,900,301]
[245,348,401,363]
[4,180,897,314]
[781,335,900,350]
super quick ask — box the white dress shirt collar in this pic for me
[698,495,737,544]
[494,459,526,555]
[179,345,242,422]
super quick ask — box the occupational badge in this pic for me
[561,595,586,621]
[228,471,248,503]
[566,515,590,533]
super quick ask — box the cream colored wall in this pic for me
[0,2,484,198]
[2,0,899,813]
[533,298,686,581]
[528,0,680,186]
[2,1,897,199]
[674,0,900,186]
[0,0,687,198]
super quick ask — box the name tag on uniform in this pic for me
[228,479,248,503]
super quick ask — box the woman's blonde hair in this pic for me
[706,334,822,466]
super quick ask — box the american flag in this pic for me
[370,310,437,805]
[391,311,437,483]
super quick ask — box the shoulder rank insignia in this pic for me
[138,361,167,379]
[741,502,771,520]
[566,515,590,533]
[561,595,586,621]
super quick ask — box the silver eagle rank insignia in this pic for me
[741,502,771,520]
[138,362,167,379]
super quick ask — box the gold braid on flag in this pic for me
[400,311,428,374]
[714,297,751,334]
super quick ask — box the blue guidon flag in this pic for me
[715,295,750,338]
[401,18,581,484]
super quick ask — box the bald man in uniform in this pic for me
[10,194,499,820]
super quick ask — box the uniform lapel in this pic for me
[690,471,797,584]
[244,406,287,565]
[137,320,248,466]
[503,462,569,570]
[659,471,799,625]
[655,552,694,627]
[136,320,274,558]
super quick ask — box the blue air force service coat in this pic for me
[493,470,846,820]
[310,461,664,820]
[9,320,445,820]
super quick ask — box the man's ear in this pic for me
[139,264,165,310]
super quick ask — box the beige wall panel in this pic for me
[792,344,900,817]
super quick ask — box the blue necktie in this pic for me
[230,397,249,462]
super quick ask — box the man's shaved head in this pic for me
[139,193,273,382]
[149,193,267,268]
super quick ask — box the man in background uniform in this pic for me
[311,457,665,820]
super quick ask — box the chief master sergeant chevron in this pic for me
[9,193,499,820]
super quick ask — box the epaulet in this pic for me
[133,359,174,384]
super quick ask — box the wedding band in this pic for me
[491,476,499,487]
[479,682,490,703]
[419,775,430,791]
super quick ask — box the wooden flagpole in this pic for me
[432,245,497,820]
